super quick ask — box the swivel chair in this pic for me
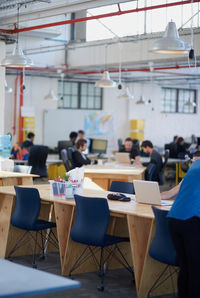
[67,147,75,167]
[146,163,157,181]
[69,195,134,291]
[61,149,73,172]
[109,180,135,194]
[28,145,48,177]
[9,186,58,268]
[147,206,178,297]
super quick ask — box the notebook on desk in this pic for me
[115,152,131,165]
[133,180,173,206]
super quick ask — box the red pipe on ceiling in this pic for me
[0,0,199,34]
[8,64,200,77]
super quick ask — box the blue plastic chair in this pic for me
[109,180,135,194]
[69,195,134,291]
[10,186,57,268]
[147,206,178,298]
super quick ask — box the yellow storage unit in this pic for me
[130,119,145,141]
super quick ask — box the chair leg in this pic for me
[97,247,105,292]
[39,230,45,260]
[8,231,29,258]
[32,232,38,269]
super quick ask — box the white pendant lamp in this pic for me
[44,89,58,101]
[136,96,146,105]
[1,4,33,68]
[118,87,133,100]
[1,43,33,68]
[4,80,13,93]
[149,21,191,54]
[95,71,117,88]
[184,98,196,108]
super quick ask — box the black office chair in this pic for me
[58,140,73,159]
[61,149,73,172]
[9,186,58,268]
[28,145,48,177]
[69,195,134,291]
[109,180,135,194]
[67,147,75,167]
[147,206,178,297]
[159,149,170,185]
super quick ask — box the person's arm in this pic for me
[161,183,180,200]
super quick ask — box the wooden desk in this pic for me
[0,258,80,297]
[0,171,37,186]
[84,164,146,190]
[0,179,174,298]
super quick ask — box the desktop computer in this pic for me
[90,139,108,156]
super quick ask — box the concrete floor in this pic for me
[11,251,177,298]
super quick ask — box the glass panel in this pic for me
[81,96,87,109]
[81,83,87,95]
[64,82,70,94]
[88,84,94,95]
[71,83,78,95]
[94,97,101,109]
[71,95,78,108]
[64,95,70,108]
[87,96,94,109]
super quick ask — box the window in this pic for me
[57,81,103,110]
[161,88,197,114]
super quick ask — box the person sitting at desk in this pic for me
[176,137,188,159]
[10,142,29,160]
[69,131,78,146]
[22,132,35,149]
[72,139,92,168]
[119,137,140,163]
[141,140,163,183]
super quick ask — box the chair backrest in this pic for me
[146,163,157,181]
[58,140,73,159]
[67,147,75,163]
[149,206,177,266]
[118,138,123,151]
[109,180,135,194]
[13,165,32,174]
[60,149,71,172]
[71,195,110,246]
[11,186,41,230]
[162,149,170,171]
[28,145,48,177]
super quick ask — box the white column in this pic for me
[0,41,5,134]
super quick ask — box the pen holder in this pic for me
[49,180,73,199]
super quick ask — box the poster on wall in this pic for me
[84,112,114,136]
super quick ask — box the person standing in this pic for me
[167,158,200,298]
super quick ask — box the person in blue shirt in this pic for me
[167,158,200,298]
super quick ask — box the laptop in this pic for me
[133,180,173,206]
[115,152,131,165]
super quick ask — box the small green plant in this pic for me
[63,173,69,181]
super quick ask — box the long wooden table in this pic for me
[0,171,37,186]
[0,179,175,298]
[84,164,146,190]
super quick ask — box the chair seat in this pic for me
[103,234,129,247]
[32,220,56,231]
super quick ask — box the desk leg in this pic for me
[0,194,14,258]
[54,202,74,274]
[127,214,153,297]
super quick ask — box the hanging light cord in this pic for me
[118,42,122,87]
[188,0,197,68]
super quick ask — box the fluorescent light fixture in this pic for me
[4,80,12,93]
[44,89,58,101]
[136,96,146,105]
[184,98,196,107]
[1,43,33,68]
[149,21,191,54]
[118,87,133,100]
[95,71,117,88]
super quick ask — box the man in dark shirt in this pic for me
[119,137,140,163]
[22,132,35,149]
[141,140,163,183]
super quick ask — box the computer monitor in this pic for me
[90,139,108,155]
